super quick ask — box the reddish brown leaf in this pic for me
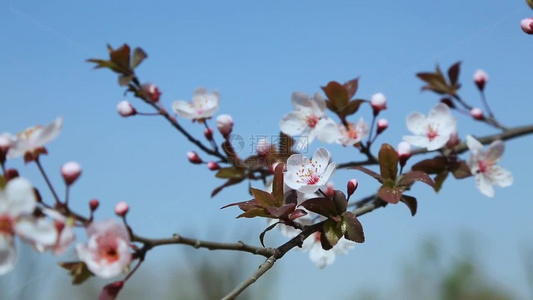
[299,197,340,220]
[342,211,365,243]
[398,171,435,188]
[321,81,349,111]
[250,188,278,207]
[272,163,285,205]
[378,186,403,204]
[400,195,417,216]
[448,61,461,86]
[451,161,472,179]
[378,144,399,181]
[412,157,448,174]
[351,165,383,183]
[344,77,360,99]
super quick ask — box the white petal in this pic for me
[5,178,36,217]
[406,112,428,135]
[15,218,57,252]
[428,103,451,121]
[490,166,513,187]
[486,140,504,162]
[0,235,16,275]
[32,117,63,147]
[280,112,306,136]
[298,184,322,194]
[476,174,494,197]
[291,92,313,113]
[333,238,356,255]
[315,119,342,144]
[320,163,336,185]
[286,154,309,172]
[309,243,335,268]
[300,234,316,252]
[312,148,330,170]
[197,103,219,119]
[284,172,304,190]
[426,135,449,151]
[87,219,130,242]
[171,101,196,119]
[402,135,430,148]
[6,139,30,159]
[311,92,327,116]
[466,135,483,154]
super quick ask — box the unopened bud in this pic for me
[521,18,533,35]
[473,69,489,91]
[216,114,234,138]
[347,179,358,197]
[117,101,136,117]
[376,118,388,134]
[470,108,484,120]
[5,169,19,181]
[89,199,100,211]
[370,93,387,115]
[115,201,129,217]
[325,182,335,198]
[256,138,271,156]
[61,161,82,186]
[100,280,124,300]
[207,161,220,171]
[204,128,213,141]
[141,83,161,102]
[397,142,412,167]
[187,151,203,164]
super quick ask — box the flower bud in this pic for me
[473,69,488,91]
[397,142,412,167]
[325,182,335,199]
[376,118,388,134]
[5,168,19,181]
[115,201,129,217]
[187,151,203,164]
[207,161,220,171]
[117,101,136,117]
[256,138,271,156]
[470,108,484,120]
[141,83,161,102]
[204,128,213,141]
[89,199,100,211]
[347,179,358,198]
[521,18,533,35]
[61,161,82,186]
[216,114,234,138]
[100,280,124,300]
[370,93,387,115]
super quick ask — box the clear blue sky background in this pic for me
[1,0,533,299]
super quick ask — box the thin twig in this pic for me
[221,255,277,300]
[34,158,62,204]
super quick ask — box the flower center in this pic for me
[306,115,319,128]
[426,126,438,141]
[100,246,120,263]
[0,214,15,236]
[17,126,42,140]
[295,160,323,185]
[477,159,491,174]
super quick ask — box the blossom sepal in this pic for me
[58,261,94,285]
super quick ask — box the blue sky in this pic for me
[1,0,533,299]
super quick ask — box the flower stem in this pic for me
[35,158,61,204]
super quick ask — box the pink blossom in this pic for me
[76,219,132,278]
[172,88,219,120]
[61,161,82,186]
[117,101,136,117]
[473,69,488,91]
[370,93,387,114]
[216,114,234,138]
[521,18,533,35]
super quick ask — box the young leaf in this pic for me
[434,170,449,192]
[215,167,245,179]
[351,165,383,183]
[259,222,280,247]
[108,44,132,74]
[451,161,472,179]
[344,77,360,99]
[339,99,365,116]
[378,144,399,181]
[272,163,285,205]
[448,61,461,86]
[237,208,270,218]
[322,219,343,250]
[378,186,403,204]
[211,178,244,197]
[398,171,435,188]
[58,261,93,285]
[400,195,418,216]
[131,47,147,69]
[332,190,347,214]
[322,81,349,112]
[299,197,340,220]
[265,203,296,218]
[277,132,294,159]
[342,211,365,243]
[289,208,308,220]
[250,188,278,207]
[412,157,448,174]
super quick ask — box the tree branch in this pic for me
[221,255,277,300]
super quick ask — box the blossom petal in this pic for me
[311,92,327,116]
[15,218,57,252]
[491,166,513,187]
[466,135,483,154]
[319,163,336,186]
[171,101,196,119]
[33,117,63,147]
[311,148,331,173]
[476,174,494,197]
[428,103,451,122]
[291,92,313,114]
[426,135,449,151]
[87,219,130,242]
[280,112,306,136]
[0,235,16,275]
[286,154,309,172]
[402,135,430,148]
[486,140,504,162]
[333,238,356,255]
[309,244,335,268]
[5,178,36,217]
[406,112,428,135]
[315,119,341,144]
[6,139,31,159]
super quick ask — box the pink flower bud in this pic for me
[99,280,124,300]
[347,179,358,197]
[61,161,82,186]
[204,128,213,141]
[521,18,533,35]
[470,108,484,120]
[117,101,136,117]
[141,83,161,102]
[89,199,100,211]
[186,151,202,164]
[376,118,388,134]
[370,93,387,115]
[397,142,411,167]
[5,168,19,181]
[473,69,488,91]
[256,138,271,156]
[216,114,234,138]
[207,161,220,171]
[115,201,129,216]
[325,182,335,198]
